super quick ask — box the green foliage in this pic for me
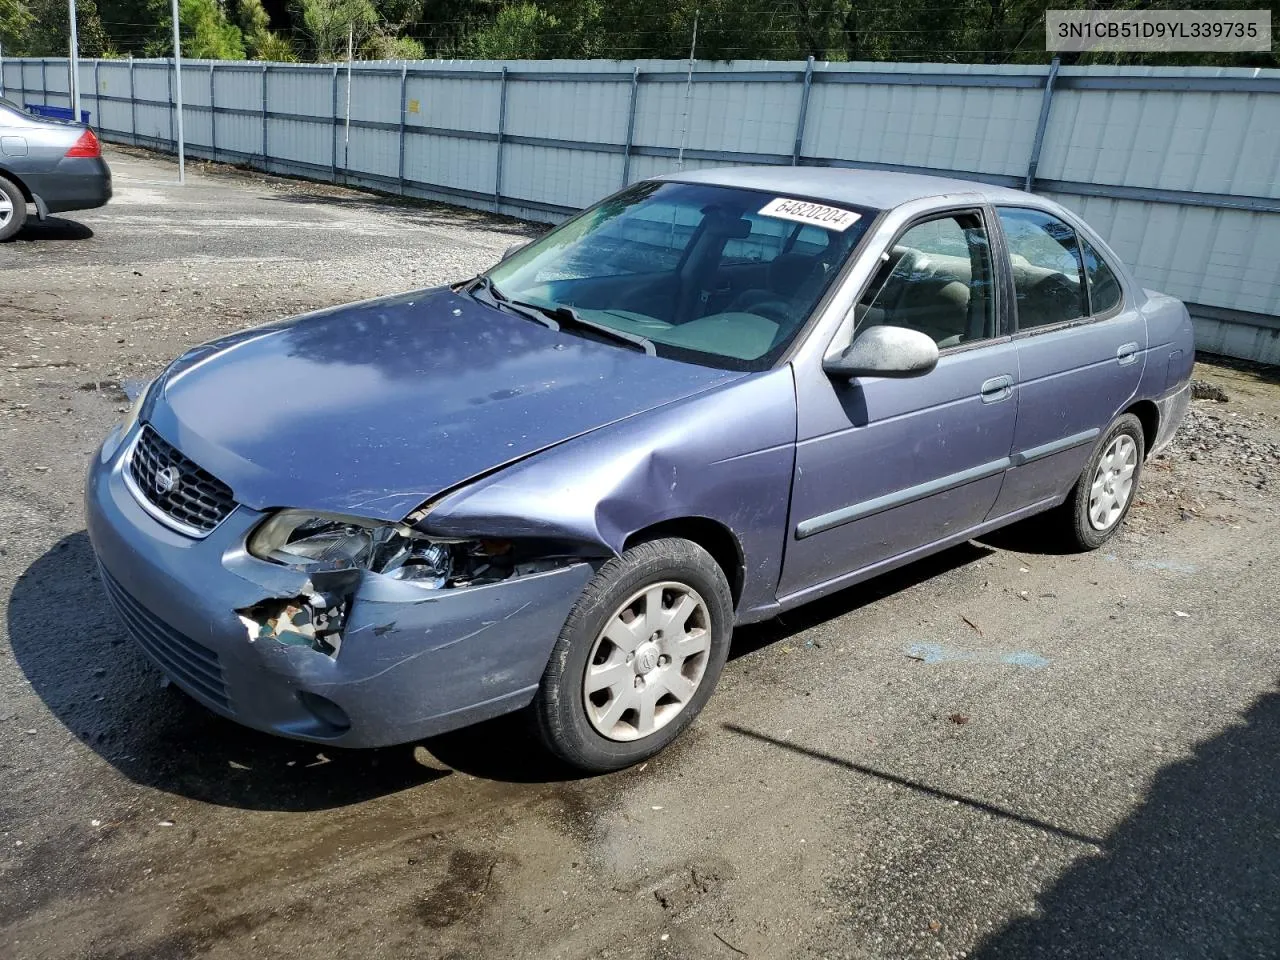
[460,2,557,59]
[4,0,1277,66]
[236,0,270,44]
[253,29,298,60]
[0,0,35,54]
[296,0,377,61]
[179,0,246,58]
[361,29,424,59]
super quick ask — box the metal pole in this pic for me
[493,66,507,211]
[397,63,407,195]
[68,0,81,119]
[621,65,639,187]
[792,55,814,166]
[0,42,5,99]
[170,0,185,183]
[676,7,698,169]
[1025,57,1060,193]
[92,59,99,125]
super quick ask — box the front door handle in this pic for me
[980,375,1013,403]
[1116,342,1140,366]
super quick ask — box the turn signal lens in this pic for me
[65,129,101,158]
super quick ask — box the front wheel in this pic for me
[534,538,734,773]
[1059,413,1146,550]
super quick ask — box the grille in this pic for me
[98,565,232,712]
[128,425,237,535]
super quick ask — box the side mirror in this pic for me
[501,239,531,261]
[823,325,939,379]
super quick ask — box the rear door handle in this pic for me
[1116,342,1140,366]
[980,375,1013,403]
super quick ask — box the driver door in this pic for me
[778,208,1019,603]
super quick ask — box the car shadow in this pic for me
[971,681,1280,959]
[7,531,448,812]
[13,217,95,242]
[8,533,1002,801]
[731,540,997,659]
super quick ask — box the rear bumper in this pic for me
[26,156,112,216]
[1150,380,1192,457]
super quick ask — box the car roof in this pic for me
[655,165,1035,210]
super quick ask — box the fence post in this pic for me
[92,59,99,125]
[621,66,640,187]
[167,61,174,150]
[330,63,339,182]
[209,62,216,162]
[792,55,814,166]
[40,58,46,104]
[261,63,269,171]
[493,65,508,212]
[128,58,137,145]
[1025,57,1061,192]
[397,63,408,195]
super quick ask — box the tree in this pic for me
[1,0,35,53]
[178,0,246,58]
[296,0,377,61]
[460,3,557,59]
[361,29,424,58]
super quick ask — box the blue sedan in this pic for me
[85,168,1194,771]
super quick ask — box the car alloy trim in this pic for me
[1009,428,1101,466]
[795,456,1011,540]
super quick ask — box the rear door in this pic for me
[988,207,1146,517]
[778,207,1019,603]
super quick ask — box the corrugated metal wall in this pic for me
[3,56,1278,363]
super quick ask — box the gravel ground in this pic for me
[2,148,1279,960]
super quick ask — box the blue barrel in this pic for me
[26,103,92,124]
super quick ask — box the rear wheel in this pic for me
[1059,413,1145,550]
[534,538,733,773]
[0,175,28,242]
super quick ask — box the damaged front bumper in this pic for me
[85,427,593,747]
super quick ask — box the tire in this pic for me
[1059,413,1146,551]
[534,537,734,773]
[0,175,28,242]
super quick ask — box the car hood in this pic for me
[145,287,744,521]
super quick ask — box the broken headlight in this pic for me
[247,510,514,588]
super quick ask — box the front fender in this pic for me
[421,368,799,621]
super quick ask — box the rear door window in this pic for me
[997,208,1087,332]
[1080,236,1123,315]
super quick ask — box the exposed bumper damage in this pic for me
[1151,380,1193,457]
[86,430,597,747]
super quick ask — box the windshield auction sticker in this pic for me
[758,197,861,232]
[1047,9,1270,52]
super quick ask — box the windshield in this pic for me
[486,181,875,370]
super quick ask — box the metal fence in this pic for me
[3,55,1279,363]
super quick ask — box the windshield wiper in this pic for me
[464,275,558,330]
[512,300,656,356]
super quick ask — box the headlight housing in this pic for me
[247,510,514,588]
[102,379,153,461]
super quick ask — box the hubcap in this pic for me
[583,581,711,742]
[0,194,12,226]
[1088,434,1138,531]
